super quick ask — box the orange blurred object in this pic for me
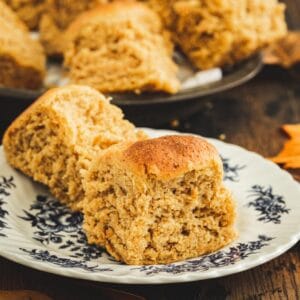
[270,124,300,169]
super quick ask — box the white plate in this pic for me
[0,128,299,284]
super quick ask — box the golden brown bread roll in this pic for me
[0,1,45,89]
[82,135,236,265]
[63,0,180,94]
[3,85,145,210]
[146,0,287,69]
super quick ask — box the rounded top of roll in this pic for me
[123,135,222,180]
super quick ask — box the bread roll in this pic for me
[0,1,45,89]
[146,0,287,69]
[64,0,180,94]
[82,135,236,265]
[3,85,145,210]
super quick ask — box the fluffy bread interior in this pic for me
[3,85,145,210]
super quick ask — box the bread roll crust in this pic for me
[123,135,221,179]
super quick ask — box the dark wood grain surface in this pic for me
[1,1,300,299]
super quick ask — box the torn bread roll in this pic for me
[82,135,236,265]
[3,85,145,210]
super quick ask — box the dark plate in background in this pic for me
[0,54,262,134]
[0,54,262,105]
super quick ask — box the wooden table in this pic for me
[0,65,299,300]
[1,2,300,299]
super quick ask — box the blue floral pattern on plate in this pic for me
[134,235,274,275]
[19,195,105,260]
[20,248,112,272]
[221,156,245,182]
[248,185,290,224]
[0,176,15,237]
[19,235,273,274]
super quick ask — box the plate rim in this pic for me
[0,54,263,106]
[0,127,299,285]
